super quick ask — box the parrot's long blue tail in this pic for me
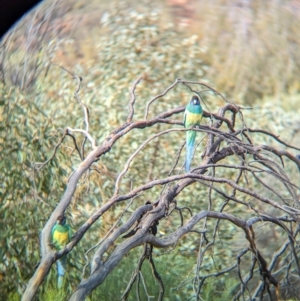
[186,131,196,172]
[56,258,66,289]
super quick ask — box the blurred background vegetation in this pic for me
[1,0,300,300]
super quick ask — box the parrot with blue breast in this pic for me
[51,215,72,289]
[183,95,203,172]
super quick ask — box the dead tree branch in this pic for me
[22,79,300,301]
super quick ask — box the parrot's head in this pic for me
[190,95,200,106]
[57,215,67,225]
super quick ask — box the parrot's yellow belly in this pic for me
[186,112,203,126]
[53,231,69,245]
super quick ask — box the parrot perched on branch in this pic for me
[51,215,72,289]
[183,95,203,172]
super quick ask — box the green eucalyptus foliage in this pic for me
[0,84,63,296]
[1,0,300,300]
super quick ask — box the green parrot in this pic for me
[183,95,203,172]
[51,215,72,289]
